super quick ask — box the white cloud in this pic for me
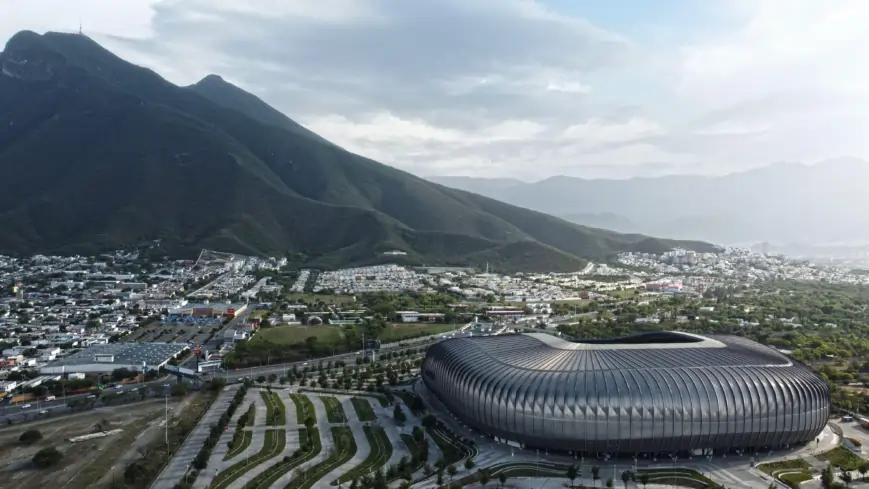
[2,0,869,179]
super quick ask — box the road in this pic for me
[214,330,473,382]
[0,379,178,422]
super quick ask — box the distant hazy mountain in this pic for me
[428,159,869,245]
[0,30,717,271]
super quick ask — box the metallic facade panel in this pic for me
[422,332,829,453]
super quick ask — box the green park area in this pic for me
[251,325,344,345]
[379,323,456,341]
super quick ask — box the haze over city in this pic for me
[3,0,868,180]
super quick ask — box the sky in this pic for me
[2,0,868,180]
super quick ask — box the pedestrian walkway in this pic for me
[375,399,411,470]
[151,385,241,489]
[224,392,268,464]
[312,397,368,489]
[222,390,299,489]
[268,396,336,489]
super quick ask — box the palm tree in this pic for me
[592,466,601,487]
[566,464,578,488]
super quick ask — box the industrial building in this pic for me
[422,331,829,454]
[39,343,189,375]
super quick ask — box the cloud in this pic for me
[2,0,869,179]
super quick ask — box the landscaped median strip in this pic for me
[321,396,347,423]
[291,393,316,425]
[225,431,253,461]
[209,428,286,489]
[335,426,392,484]
[350,397,376,422]
[286,426,356,489]
[225,403,257,460]
[261,391,286,426]
[240,428,322,489]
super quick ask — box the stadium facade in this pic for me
[421,331,830,454]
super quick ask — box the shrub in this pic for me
[32,447,63,468]
[19,429,43,444]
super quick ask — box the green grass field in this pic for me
[252,325,344,345]
[379,323,456,341]
[816,446,865,470]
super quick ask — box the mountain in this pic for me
[0,31,717,272]
[428,159,869,245]
[189,74,332,145]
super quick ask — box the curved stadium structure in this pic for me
[422,331,829,454]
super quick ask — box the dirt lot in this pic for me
[0,399,185,489]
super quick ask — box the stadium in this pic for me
[421,331,830,454]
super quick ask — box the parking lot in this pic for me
[125,315,224,346]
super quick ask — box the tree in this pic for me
[592,466,601,487]
[32,447,63,468]
[606,478,614,489]
[421,414,437,428]
[498,472,507,488]
[393,403,406,424]
[639,473,650,489]
[479,469,491,489]
[268,373,277,386]
[821,465,834,489]
[19,429,43,444]
[256,375,266,384]
[621,470,632,489]
[841,470,853,487]
[447,464,457,480]
[465,458,476,471]
[859,461,869,481]
[566,464,578,487]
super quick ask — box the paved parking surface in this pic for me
[151,385,241,489]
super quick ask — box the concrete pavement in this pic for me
[313,396,369,488]
[151,384,241,489]
[222,391,298,489]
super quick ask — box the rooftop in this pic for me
[45,342,188,367]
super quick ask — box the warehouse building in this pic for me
[422,331,829,454]
[39,343,189,375]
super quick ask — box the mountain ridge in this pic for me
[0,30,717,271]
[428,158,869,245]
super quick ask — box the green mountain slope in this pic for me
[0,31,718,271]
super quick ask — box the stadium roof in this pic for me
[438,331,790,372]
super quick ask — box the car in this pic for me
[115,385,124,390]
[39,410,47,415]
[86,394,96,399]
[163,383,171,387]
[21,404,31,409]
[130,388,139,392]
